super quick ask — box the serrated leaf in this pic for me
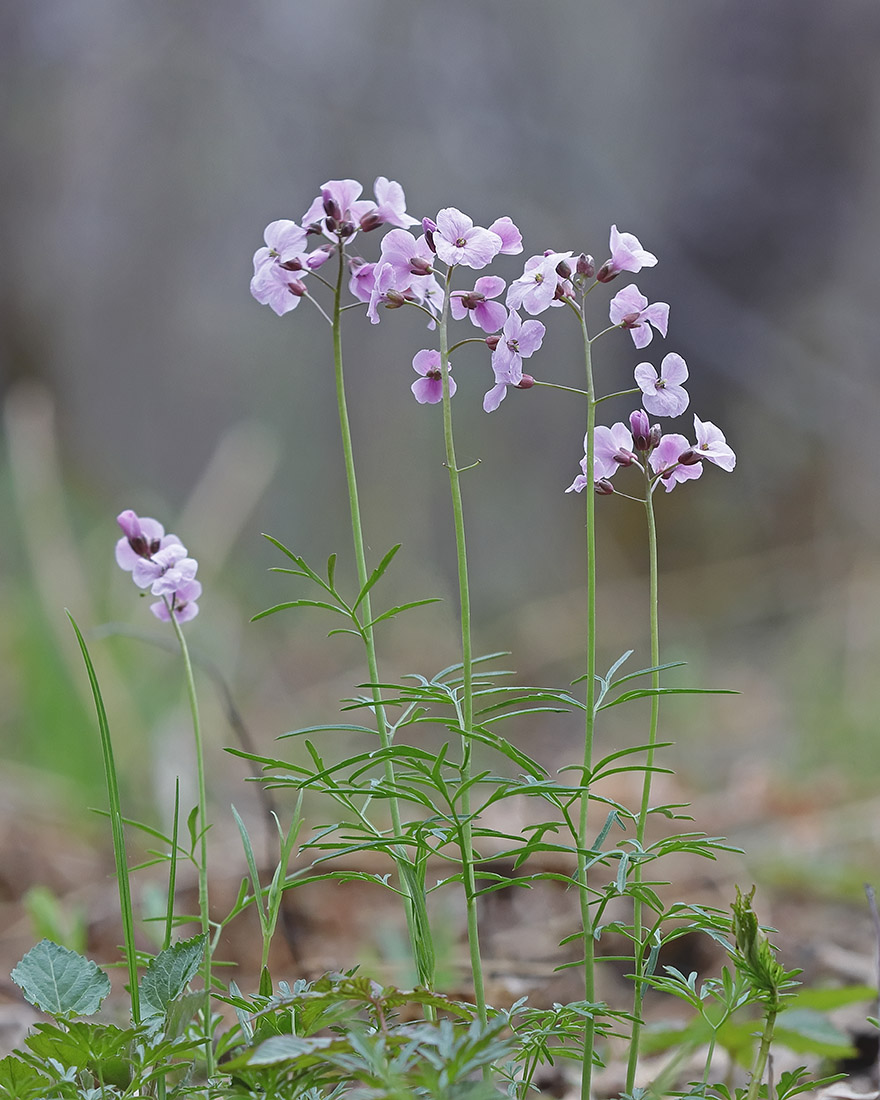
[138,934,206,1019]
[11,940,111,1017]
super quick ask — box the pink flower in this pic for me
[450,276,507,333]
[348,259,376,304]
[692,415,736,471]
[378,229,435,282]
[371,176,419,229]
[116,510,202,620]
[565,422,637,493]
[250,258,308,316]
[649,433,703,492]
[301,179,376,236]
[151,576,202,623]
[411,349,455,404]
[433,208,502,269]
[609,284,669,349]
[487,216,523,255]
[597,225,658,282]
[634,352,690,417]
[506,251,573,315]
[115,511,181,573]
[483,310,545,412]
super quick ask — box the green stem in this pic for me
[747,1002,779,1100]
[576,308,597,1100]
[168,609,213,1080]
[625,472,661,1092]
[437,269,486,1024]
[330,245,432,988]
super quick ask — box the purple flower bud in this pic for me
[304,221,323,236]
[280,257,304,272]
[516,374,535,390]
[338,221,356,239]
[409,256,434,277]
[629,409,651,450]
[649,424,662,449]
[595,478,615,495]
[385,290,406,309]
[613,448,635,467]
[322,192,342,221]
[288,278,307,298]
[485,334,501,350]
[577,253,595,278]
[677,448,701,466]
[358,210,384,233]
[421,217,437,254]
[324,215,338,233]
[596,260,617,284]
[556,259,572,280]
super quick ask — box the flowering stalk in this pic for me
[330,244,434,989]
[625,478,661,1092]
[437,268,488,1025]
[576,306,598,1100]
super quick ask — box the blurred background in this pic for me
[3,0,880,983]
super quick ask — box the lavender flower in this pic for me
[411,349,455,404]
[116,510,201,622]
[634,352,690,417]
[609,284,669,349]
[483,310,545,412]
[597,225,658,282]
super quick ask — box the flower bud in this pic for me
[409,256,433,277]
[287,278,307,298]
[485,335,501,350]
[280,257,304,272]
[322,192,342,221]
[629,409,651,450]
[613,448,635,468]
[359,211,384,233]
[577,253,595,278]
[324,215,338,233]
[422,217,437,254]
[677,448,701,466]
[338,221,356,240]
[596,260,618,284]
[556,259,572,280]
[649,424,662,450]
[304,221,323,237]
[385,290,406,309]
[595,478,615,496]
[516,374,535,390]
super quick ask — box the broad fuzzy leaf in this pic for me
[11,940,110,1017]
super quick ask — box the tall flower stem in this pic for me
[330,245,432,988]
[168,610,213,1080]
[438,269,487,1025]
[625,477,661,1092]
[576,306,598,1100]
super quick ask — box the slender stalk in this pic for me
[625,478,661,1092]
[575,306,598,1100]
[437,269,487,1024]
[747,1003,779,1100]
[330,244,433,987]
[168,609,213,1079]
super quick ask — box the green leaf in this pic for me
[366,598,442,627]
[598,686,738,711]
[251,598,349,622]
[774,1008,855,1058]
[11,940,111,1017]
[352,544,401,612]
[138,934,207,1020]
[0,1055,50,1100]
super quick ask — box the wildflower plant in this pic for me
[7,176,846,1100]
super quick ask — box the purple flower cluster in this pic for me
[115,510,202,622]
